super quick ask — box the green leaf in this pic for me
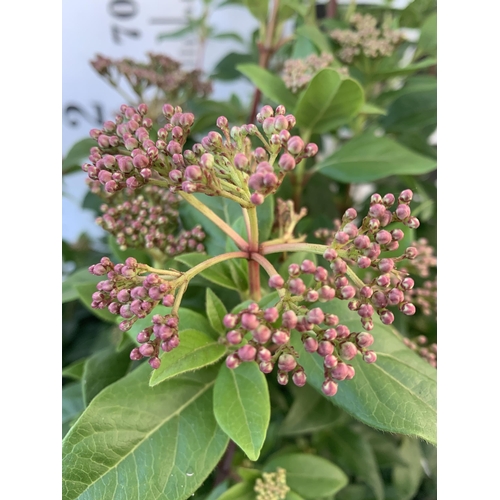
[360,103,386,115]
[243,0,268,22]
[212,32,245,43]
[74,283,117,323]
[295,69,364,134]
[206,288,228,333]
[82,343,133,405]
[62,364,229,500]
[381,89,436,133]
[149,329,226,386]
[316,131,436,183]
[62,382,84,438]
[373,58,436,79]
[237,64,297,110]
[62,268,101,304]
[280,384,342,436]
[175,253,240,291]
[392,437,424,500]
[281,0,309,17]
[292,300,437,444]
[212,52,257,81]
[296,25,332,54]
[157,24,196,40]
[62,359,86,381]
[263,453,348,499]
[62,138,94,174]
[214,363,270,461]
[417,13,437,57]
[328,427,384,500]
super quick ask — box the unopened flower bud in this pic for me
[238,344,257,362]
[322,380,338,396]
[303,337,318,352]
[340,342,358,360]
[363,351,377,363]
[278,353,297,372]
[292,370,307,387]
[226,353,241,369]
[268,275,285,289]
[272,329,290,345]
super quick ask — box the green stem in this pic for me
[172,281,188,315]
[178,192,250,251]
[247,207,261,301]
[173,251,248,286]
[261,242,327,255]
[261,242,366,288]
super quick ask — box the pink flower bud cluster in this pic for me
[84,103,318,209]
[222,276,377,397]
[90,53,211,110]
[88,256,177,347]
[403,335,437,368]
[95,185,205,256]
[129,313,180,370]
[83,102,195,194]
[240,105,318,205]
[330,13,404,63]
[313,190,421,329]
[281,53,337,93]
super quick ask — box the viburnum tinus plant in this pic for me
[62,2,437,499]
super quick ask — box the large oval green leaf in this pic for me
[294,69,364,134]
[213,363,270,461]
[316,130,436,183]
[149,329,226,386]
[292,301,437,444]
[264,453,348,499]
[236,63,297,110]
[62,364,229,500]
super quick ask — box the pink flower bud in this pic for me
[332,362,349,380]
[292,370,307,387]
[226,353,241,369]
[318,341,334,357]
[250,192,265,205]
[323,248,338,261]
[241,313,259,330]
[130,348,143,360]
[340,342,358,360]
[363,351,377,364]
[272,329,290,345]
[395,204,411,220]
[400,302,416,315]
[259,361,274,373]
[238,344,257,362]
[226,330,242,344]
[277,372,289,385]
[357,332,374,348]
[324,354,338,369]
[252,325,272,343]
[322,380,338,396]
[268,275,285,289]
[223,314,239,329]
[287,136,304,155]
[303,337,318,352]
[264,307,279,323]
[278,353,297,372]
[282,310,297,329]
